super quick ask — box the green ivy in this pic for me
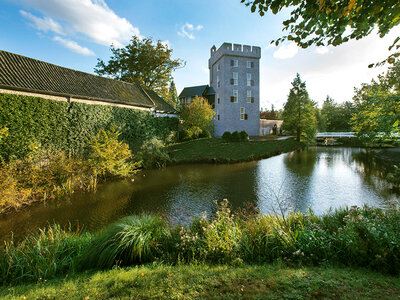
[0,93,178,160]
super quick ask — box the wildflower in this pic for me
[293,249,301,256]
[141,273,144,277]
[371,227,376,232]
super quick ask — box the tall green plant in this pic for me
[89,125,139,178]
[79,215,169,270]
[282,74,317,142]
[0,224,91,284]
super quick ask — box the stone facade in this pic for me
[209,43,261,136]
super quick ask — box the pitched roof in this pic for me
[144,88,176,113]
[0,50,155,108]
[204,85,216,96]
[179,85,208,98]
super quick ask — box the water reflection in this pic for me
[0,147,398,241]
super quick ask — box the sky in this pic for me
[0,0,399,110]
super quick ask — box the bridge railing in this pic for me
[316,132,357,138]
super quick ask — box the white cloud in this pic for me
[19,0,140,47]
[315,46,329,55]
[260,27,400,110]
[178,23,203,40]
[53,36,95,56]
[20,10,64,35]
[273,42,299,59]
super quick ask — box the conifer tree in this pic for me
[282,74,317,142]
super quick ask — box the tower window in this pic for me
[217,75,220,88]
[247,90,252,103]
[233,72,238,85]
[240,107,245,120]
[231,90,238,103]
[247,73,252,86]
[217,64,220,71]
[247,61,254,68]
[230,59,238,67]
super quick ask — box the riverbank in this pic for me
[1,202,399,286]
[2,264,400,299]
[166,137,303,164]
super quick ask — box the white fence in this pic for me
[316,132,357,138]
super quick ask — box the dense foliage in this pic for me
[319,96,356,132]
[168,81,179,109]
[1,200,399,285]
[241,0,400,66]
[281,74,317,142]
[222,131,249,142]
[95,36,184,100]
[180,96,215,140]
[0,93,178,160]
[351,61,400,141]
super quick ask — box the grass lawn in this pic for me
[2,264,400,299]
[166,138,303,164]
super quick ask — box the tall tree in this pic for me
[321,97,355,132]
[168,81,179,109]
[180,97,215,139]
[352,61,400,140]
[282,74,317,142]
[95,36,184,97]
[241,0,400,65]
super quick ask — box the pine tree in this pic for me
[168,81,178,109]
[281,74,317,142]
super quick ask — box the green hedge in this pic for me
[0,93,178,159]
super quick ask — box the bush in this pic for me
[222,131,231,140]
[240,131,249,141]
[89,125,140,177]
[0,224,91,285]
[79,215,169,270]
[137,137,170,168]
[231,131,241,142]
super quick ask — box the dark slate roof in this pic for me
[179,85,208,98]
[0,50,154,108]
[144,88,176,113]
[204,85,216,96]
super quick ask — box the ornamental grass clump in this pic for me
[79,215,169,270]
[0,224,91,285]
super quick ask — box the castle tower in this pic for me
[209,43,261,136]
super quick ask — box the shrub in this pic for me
[203,200,242,263]
[137,137,170,168]
[0,224,91,285]
[79,215,169,270]
[222,131,231,140]
[240,131,249,141]
[89,125,140,178]
[180,97,215,140]
[231,131,241,142]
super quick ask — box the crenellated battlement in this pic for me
[209,42,261,68]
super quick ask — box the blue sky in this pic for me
[1,0,399,109]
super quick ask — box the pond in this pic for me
[0,147,398,241]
